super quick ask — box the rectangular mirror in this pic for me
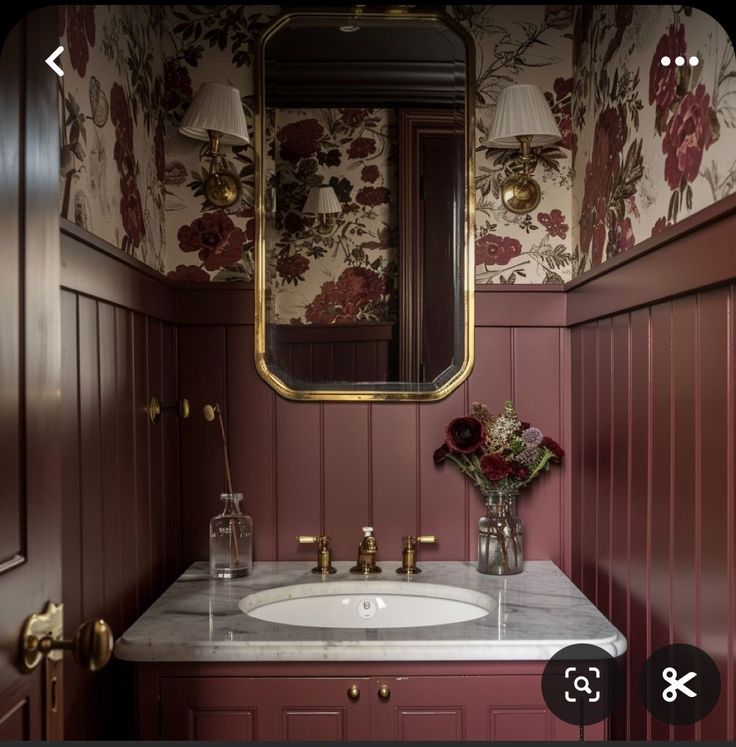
[254,10,475,401]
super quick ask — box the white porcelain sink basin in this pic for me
[239,581,493,629]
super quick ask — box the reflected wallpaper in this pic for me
[57,5,736,287]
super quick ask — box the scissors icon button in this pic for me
[662,667,697,702]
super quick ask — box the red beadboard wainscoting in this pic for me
[57,192,736,741]
[568,196,736,742]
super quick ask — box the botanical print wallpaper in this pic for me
[452,5,576,284]
[267,108,397,325]
[571,5,736,273]
[58,5,168,272]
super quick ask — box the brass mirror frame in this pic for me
[253,9,475,401]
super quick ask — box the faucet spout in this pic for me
[349,526,382,574]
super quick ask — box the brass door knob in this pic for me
[347,684,360,700]
[378,684,391,700]
[21,609,113,673]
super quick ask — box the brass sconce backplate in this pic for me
[500,173,541,214]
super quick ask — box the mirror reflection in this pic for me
[256,12,473,399]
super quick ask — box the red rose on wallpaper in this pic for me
[356,186,390,207]
[167,264,210,282]
[284,212,313,235]
[649,24,686,133]
[277,119,324,164]
[537,209,568,239]
[361,165,380,183]
[651,217,671,235]
[177,211,245,271]
[329,176,353,204]
[580,106,628,266]
[276,254,310,284]
[662,83,716,190]
[347,137,377,159]
[475,234,522,266]
[305,267,387,324]
[544,77,574,150]
[65,5,95,77]
[163,59,193,114]
[611,216,636,254]
[339,109,370,128]
[119,174,145,248]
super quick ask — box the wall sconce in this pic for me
[179,82,250,208]
[486,84,561,214]
[303,185,342,235]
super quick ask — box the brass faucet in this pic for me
[396,535,439,574]
[295,535,336,575]
[350,527,382,574]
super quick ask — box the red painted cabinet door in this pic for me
[368,675,605,741]
[159,676,370,741]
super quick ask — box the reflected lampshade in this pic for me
[179,83,250,145]
[303,185,342,214]
[486,84,561,148]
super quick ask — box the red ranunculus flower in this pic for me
[480,454,511,482]
[277,254,310,283]
[475,234,522,266]
[537,209,569,239]
[177,211,245,271]
[356,186,390,207]
[649,24,686,132]
[541,436,565,461]
[361,165,380,183]
[277,119,324,164]
[446,417,485,454]
[119,174,145,248]
[347,137,377,159]
[662,83,715,190]
[167,264,210,282]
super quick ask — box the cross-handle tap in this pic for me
[396,535,439,574]
[295,535,337,575]
[350,526,382,574]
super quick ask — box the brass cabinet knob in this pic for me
[378,684,391,700]
[347,684,360,700]
[21,609,113,673]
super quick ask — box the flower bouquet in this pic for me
[434,401,564,574]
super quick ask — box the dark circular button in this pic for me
[639,643,720,725]
[541,644,624,726]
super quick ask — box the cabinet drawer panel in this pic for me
[282,709,347,741]
[189,708,256,741]
[397,708,465,740]
[489,707,551,741]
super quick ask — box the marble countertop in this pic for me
[115,561,627,662]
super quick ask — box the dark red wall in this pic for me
[569,197,736,741]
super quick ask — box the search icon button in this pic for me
[574,675,593,695]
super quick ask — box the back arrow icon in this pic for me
[45,46,64,77]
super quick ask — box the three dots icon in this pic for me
[660,55,699,67]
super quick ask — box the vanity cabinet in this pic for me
[138,664,606,741]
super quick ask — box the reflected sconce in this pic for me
[487,84,561,214]
[179,82,250,208]
[303,185,342,235]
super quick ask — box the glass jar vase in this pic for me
[209,492,253,579]
[477,486,523,575]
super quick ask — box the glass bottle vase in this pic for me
[477,486,523,575]
[210,493,253,579]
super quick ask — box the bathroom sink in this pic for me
[239,581,493,629]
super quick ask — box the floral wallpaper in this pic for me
[57,5,736,286]
[572,5,736,273]
[267,108,397,324]
[58,5,168,272]
[452,5,576,284]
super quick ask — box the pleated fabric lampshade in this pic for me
[303,185,342,214]
[179,83,249,146]
[487,84,561,148]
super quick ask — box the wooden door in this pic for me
[159,676,371,741]
[0,9,63,740]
